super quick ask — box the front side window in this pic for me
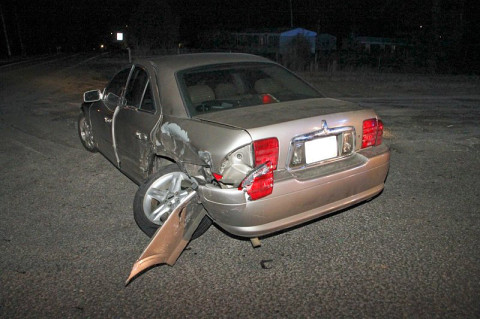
[105,68,131,98]
[124,67,154,113]
[177,62,322,117]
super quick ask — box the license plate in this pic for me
[305,136,338,164]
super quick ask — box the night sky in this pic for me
[1,0,479,59]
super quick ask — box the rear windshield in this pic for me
[177,63,322,117]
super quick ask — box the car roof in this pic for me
[135,52,273,73]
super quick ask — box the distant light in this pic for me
[419,25,423,29]
[100,44,104,49]
[117,32,124,41]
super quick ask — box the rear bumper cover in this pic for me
[198,145,390,237]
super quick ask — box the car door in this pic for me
[89,67,132,164]
[113,65,160,183]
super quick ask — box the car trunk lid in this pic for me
[193,98,362,129]
[195,98,378,170]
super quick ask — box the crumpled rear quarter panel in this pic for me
[155,115,252,170]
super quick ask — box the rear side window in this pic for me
[140,85,155,112]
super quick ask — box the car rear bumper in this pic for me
[198,144,390,237]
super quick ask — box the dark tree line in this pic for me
[128,0,479,73]
[1,0,479,73]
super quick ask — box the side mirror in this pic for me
[83,89,103,103]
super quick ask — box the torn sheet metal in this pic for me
[126,191,206,285]
[160,122,190,143]
[158,122,203,164]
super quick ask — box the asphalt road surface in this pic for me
[1,54,479,318]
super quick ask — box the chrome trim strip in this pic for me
[286,120,356,172]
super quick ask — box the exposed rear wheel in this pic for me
[133,164,212,239]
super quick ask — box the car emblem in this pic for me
[321,120,328,133]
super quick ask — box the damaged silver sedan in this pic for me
[78,53,390,282]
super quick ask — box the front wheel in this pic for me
[78,112,97,152]
[133,164,212,239]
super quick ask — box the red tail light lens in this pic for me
[239,162,274,200]
[253,138,279,169]
[245,170,274,200]
[362,118,384,148]
[362,119,377,148]
[239,137,278,201]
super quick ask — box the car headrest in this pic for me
[214,83,237,99]
[188,84,215,105]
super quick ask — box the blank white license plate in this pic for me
[305,136,338,164]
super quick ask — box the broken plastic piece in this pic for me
[126,191,206,285]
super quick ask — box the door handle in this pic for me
[135,131,148,141]
[104,117,112,123]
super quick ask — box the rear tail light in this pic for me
[246,170,274,200]
[239,163,273,200]
[362,118,384,148]
[253,138,279,169]
[240,137,279,200]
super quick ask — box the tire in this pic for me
[133,164,212,239]
[78,112,97,152]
